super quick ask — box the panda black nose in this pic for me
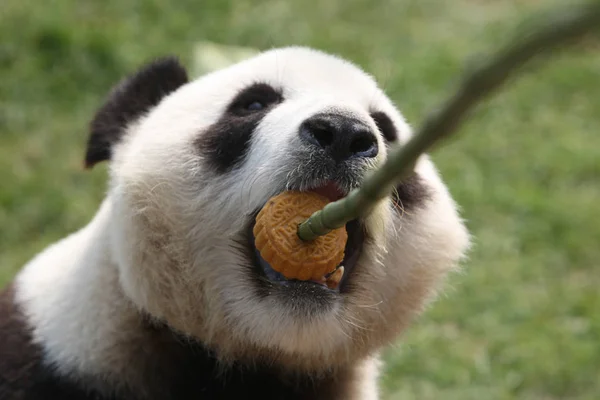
[299,113,379,162]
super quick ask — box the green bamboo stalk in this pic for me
[298,0,600,241]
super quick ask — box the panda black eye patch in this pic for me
[196,83,283,173]
[228,83,283,115]
[370,111,397,143]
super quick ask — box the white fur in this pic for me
[15,47,470,397]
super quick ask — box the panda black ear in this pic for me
[84,56,189,168]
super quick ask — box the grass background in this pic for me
[1,0,599,398]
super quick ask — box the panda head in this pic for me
[87,47,470,371]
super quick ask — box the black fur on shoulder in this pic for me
[85,57,189,168]
[0,285,347,400]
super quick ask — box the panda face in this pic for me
[92,47,469,370]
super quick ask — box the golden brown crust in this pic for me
[253,191,347,280]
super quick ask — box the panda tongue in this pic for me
[310,182,345,202]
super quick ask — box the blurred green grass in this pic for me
[1,0,599,399]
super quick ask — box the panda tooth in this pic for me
[324,264,341,278]
[325,266,344,289]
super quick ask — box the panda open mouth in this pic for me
[248,182,365,293]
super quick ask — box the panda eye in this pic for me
[245,101,265,111]
[228,83,283,116]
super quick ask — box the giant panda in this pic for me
[0,47,470,399]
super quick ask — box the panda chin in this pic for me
[248,217,364,295]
